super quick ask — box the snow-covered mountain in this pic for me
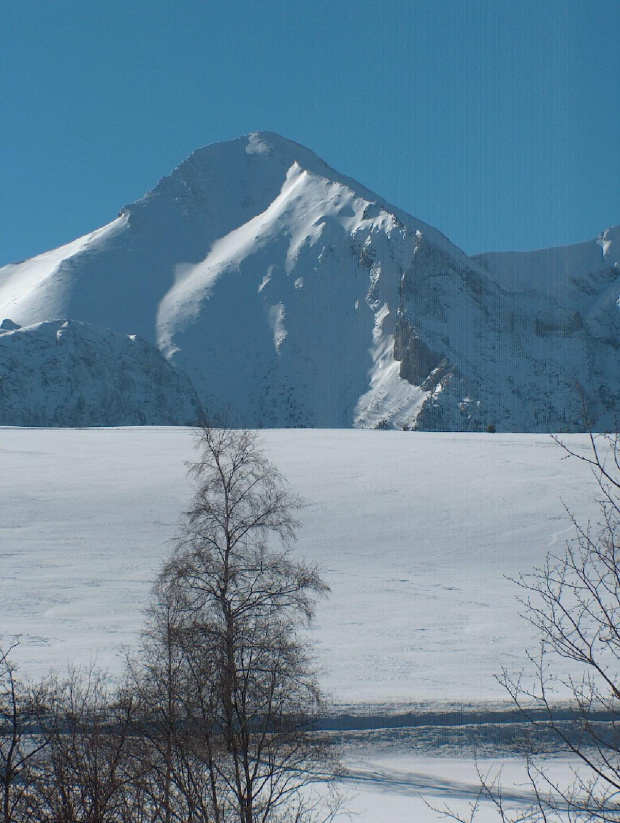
[0,132,617,430]
[0,319,203,426]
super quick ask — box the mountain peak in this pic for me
[129,131,459,267]
[0,135,618,431]
[188,131,332,171]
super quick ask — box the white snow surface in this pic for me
[0,427,607,706]
[331,754,586,823]
[1,132,617,430]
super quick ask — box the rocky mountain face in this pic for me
[394,225,620,431]
[0,319,203,426]
[0,132,617,430]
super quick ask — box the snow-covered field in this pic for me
[0,427,608,820]
[0,427,602,699]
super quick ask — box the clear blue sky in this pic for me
[2,0,618,265]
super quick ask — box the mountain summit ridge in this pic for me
[0,132,618,430]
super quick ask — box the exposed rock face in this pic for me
[0,133,618,431]
[387,226,620,432]
[0,320,203,427]
[394,313,444,386]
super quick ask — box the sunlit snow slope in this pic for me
[0,132,618,430]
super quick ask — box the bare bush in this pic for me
[0,643,50,823]
[36,667,141,823]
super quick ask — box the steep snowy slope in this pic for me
[0,132,617,430]
[0,319,203,426]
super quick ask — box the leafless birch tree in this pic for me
[130,425,339,823]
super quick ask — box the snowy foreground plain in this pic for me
[0,427,607,821]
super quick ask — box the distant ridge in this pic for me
[0,319,203,426]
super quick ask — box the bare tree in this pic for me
[496,433,620,821]
[438,432,620,823]
[125,580,207,823]
[1,427,339,821]
[0,643,49,823]
[131,425,340,823]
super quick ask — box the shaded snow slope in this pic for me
[0,427,608,703]
[0,133,618,430]
[0,319,203,426]
[0,216,128,323]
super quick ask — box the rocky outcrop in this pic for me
[394,312,445,387]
